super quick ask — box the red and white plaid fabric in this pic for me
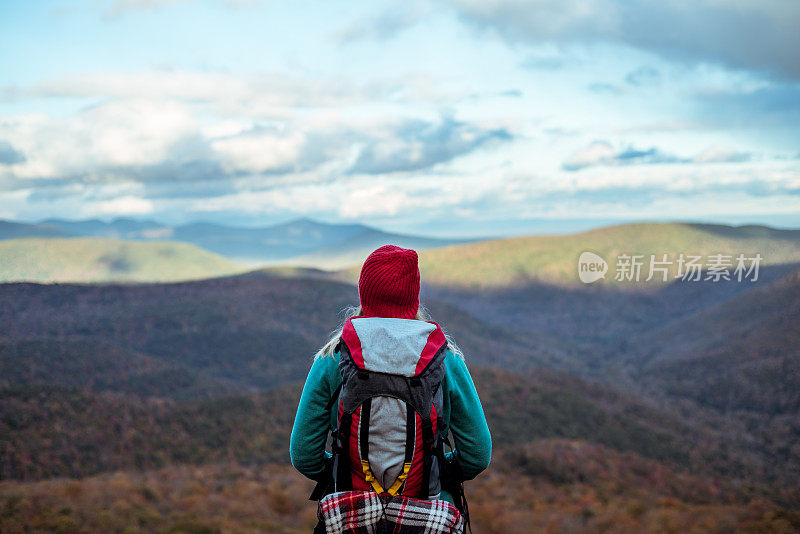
[318,490,463,534]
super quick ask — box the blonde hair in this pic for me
[314,304,464,360]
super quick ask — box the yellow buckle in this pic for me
[361,459,411,496]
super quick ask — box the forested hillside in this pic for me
[2,222,799,532]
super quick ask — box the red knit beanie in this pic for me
[358,245,420,319]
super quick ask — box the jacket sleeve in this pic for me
[445,350,492,480]
[289,354,338,479]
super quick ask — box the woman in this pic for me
[290,244,491,523]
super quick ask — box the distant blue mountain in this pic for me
[38,216,165,237]
[3,217,469,266]
[0,219,72,239]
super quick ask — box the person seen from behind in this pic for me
[290,244,491,533]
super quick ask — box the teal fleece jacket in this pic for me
[290,347,492,502]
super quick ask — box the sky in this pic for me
[0,0,798,238]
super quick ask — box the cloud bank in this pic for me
[449,0,800,80]
[0,73,513,210]
[0,1,797,230]
[562,141,754,171]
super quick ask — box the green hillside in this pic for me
[413,222,800,289]
[0,237,248,283]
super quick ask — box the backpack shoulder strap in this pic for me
[325,382,342,414]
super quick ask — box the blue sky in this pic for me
[0,0,798,238]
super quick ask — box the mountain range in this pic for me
[0,216,469,270]
[1,221,799,532]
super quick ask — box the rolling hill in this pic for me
[0,274,556,393]
[632,268,800,414]
[0,237,248,283]
[413,222,800,289]
[2,217,468,266]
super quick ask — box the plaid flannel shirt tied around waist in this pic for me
[317,490,463,534]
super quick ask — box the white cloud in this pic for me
[562,141,615,171]
[562,141,756,171]
[0,99,197,181]
[89,195,155,215]
[692,146,752,164]
[0,70,393,121]
[551,159,799,196]
[211,130,306,174]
